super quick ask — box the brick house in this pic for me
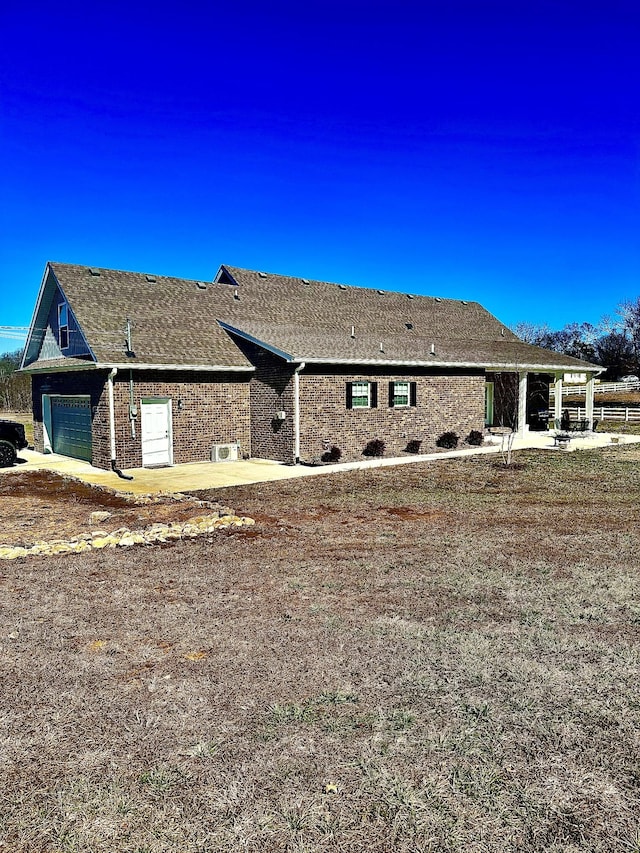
[21,262,601,470]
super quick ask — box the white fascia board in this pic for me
[217,321,294,362]
[23,361,254,373]
[301,357,602,371]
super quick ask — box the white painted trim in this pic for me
[23,361,254,373]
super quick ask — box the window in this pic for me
[346,381,378,409]
[58,303,69,350]
[389,381,417,408]
[391,381,409,407]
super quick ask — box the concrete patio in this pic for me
[2,430,639,495]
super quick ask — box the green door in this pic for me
[51,396,92,462]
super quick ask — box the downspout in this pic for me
[107,367,134,480]
[293,361,306,464]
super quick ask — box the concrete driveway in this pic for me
[3,431,639,495]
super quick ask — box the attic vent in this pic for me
[196,281,207,290]
[405,322,413,330]
[301,278,310,285]
[145,274,156,283]
[88,268,101,276]
[258,272,267,278]
[338,284,347,290]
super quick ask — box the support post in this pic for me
[585,374,595,430]
[554,372,563,424]
[517,371,528,436]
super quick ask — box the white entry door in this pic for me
[141,398,173,467]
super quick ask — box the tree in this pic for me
[0,348,30,412]
[595,332,635,379]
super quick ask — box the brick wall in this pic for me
[298,367,486,462]
[32,369,251,470]
[229,338,296,463]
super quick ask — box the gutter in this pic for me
[293,362,306,463]
[107,367,134,480]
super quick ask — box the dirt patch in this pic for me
[0,470,232,547]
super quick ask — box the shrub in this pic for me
[363,439,386,457]
[405,439,422,454]
[321,445,342,463]
[436,431,459,449]
[466,430,484,446]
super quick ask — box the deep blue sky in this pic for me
[1,0,639,354]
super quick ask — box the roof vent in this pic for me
[430,343,436,354]
[501,328,505,337]
[234,288,240,300]
[350,325,355,338]
[196,281,207,290]
[301,278,310,285]
[258,271,267,278]
[407,294,414,299]
[145,274,156,282]
[88,268,101,276]
[405,322,413,330]
[434,297,442,303]
[338,284,347,290]
[379,342,384,352]
[461,300,468,305]
[377,289,384,295]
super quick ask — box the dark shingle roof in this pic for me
[215,266,600,371]
[46,263,253,369]
[27,261,600,373]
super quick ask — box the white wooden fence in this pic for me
[560,406,640,422]
[550,379,640,397]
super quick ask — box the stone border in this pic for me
[0,513,255,560]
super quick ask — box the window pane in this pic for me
[393,381,409,406]
[351,382,370,407]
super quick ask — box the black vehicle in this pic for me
[0,419,28,467]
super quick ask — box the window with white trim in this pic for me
[391,381,409,407]
[351,381,371,408]
[58,303,69,350]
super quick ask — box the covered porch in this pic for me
[485,369,598,436]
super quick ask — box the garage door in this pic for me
[51,397,92,462]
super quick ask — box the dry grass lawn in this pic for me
[1,447,640,852]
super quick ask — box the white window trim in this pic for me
[392,381,410,408]
[351,381,371,409]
